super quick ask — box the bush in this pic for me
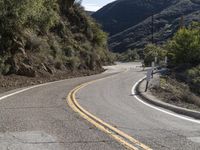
[143,44,167,66]
[65,56,81,70]
[88,20,108,47]
[0,55,11,75]
[0,0,60,56]
[187,65,200,88]
[118,49,139,62]
[167,27,200,65]
[0,0,113,76]
[158,76,200,107]
[0,0,59,32]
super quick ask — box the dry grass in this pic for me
[151,76,200,111]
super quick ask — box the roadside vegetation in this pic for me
[167,22,200,66]
[143,44,167,66]
[0,0,113,77]
[151,76,200,111]
[116,49,140,62]
[146,22,200,110]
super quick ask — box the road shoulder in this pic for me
[136,78,200,120]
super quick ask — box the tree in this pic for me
[168,27,200,65]
[143,44,167,66]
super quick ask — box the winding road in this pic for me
[0,62,200,150]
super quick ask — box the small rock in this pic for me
[17,63,36,77]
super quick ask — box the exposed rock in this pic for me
[41,63,54,75]
[18,47,27,57]
[17,63,36,77]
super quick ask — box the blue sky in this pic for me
[82,0,116,11]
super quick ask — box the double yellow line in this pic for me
[67,74,152,150]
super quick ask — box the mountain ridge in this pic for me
[92,0,200,52]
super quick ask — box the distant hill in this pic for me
[92,0,200,53]
[86,11,95,15]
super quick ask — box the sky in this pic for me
[82,0,116,11]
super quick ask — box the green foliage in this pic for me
[167,26,200,65]
[143,44,167,66]
[0,0,60,58]
[59,0,75,12]
[118,49,139,62]
[189,22,200,30]
[65,56,81,70]
[187,65,200,86]
[0,55,11,75]
[161,22,200,95]
[93,0,200,52]
[84,15,108,47]
[0,1,112,75]
[0,0,59,33]
[92,24,108,46]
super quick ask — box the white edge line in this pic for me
[0,70,120,101]
[1,72,200,125]
[0,79,68,101]
[0,68,124,102]
[131,77,200,125]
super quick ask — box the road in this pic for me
[0,70,126,150]
[77,62,200,150]
[0,62,200,150]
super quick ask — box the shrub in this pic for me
[187,65,200,86]
[0,0,113,76]
[0,0,60,56]
[0,0,59,33]
[119,49,139,62]
[167,27,200,65]
[93,27,108,46]
[143,44,167,66]
[65,56,81,70]
[0,55,11,75]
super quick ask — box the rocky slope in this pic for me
[92,0,200,52]
[0,0,112,77]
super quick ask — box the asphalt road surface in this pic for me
[77,62,200,150]
[1,62,200,150]
[0,66,127,150]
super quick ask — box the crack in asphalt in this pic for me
[7,137,115,144]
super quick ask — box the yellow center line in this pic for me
[67,70,152,150]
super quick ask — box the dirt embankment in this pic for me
[150,75,200,111]
[0,69,104,94]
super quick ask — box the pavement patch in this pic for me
[0,131,61,150]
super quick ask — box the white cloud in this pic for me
[82,4,101,11]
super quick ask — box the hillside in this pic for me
[0,0,113,77]
[92,0,200,53]
[86,11,95,15]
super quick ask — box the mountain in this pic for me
[92,0,200,53]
